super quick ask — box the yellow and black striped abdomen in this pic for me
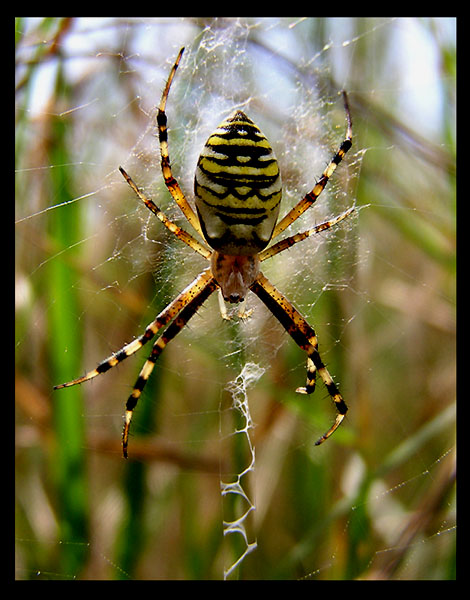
[195,110,281,255]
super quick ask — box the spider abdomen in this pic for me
[195,110,282,255]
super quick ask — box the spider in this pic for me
[55,47,354,458]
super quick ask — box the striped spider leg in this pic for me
[157,47,204,239]
[121,273,218,458]
[250,271,348,446]
[54,267,217,457]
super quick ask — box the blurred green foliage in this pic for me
[16,18,455,580]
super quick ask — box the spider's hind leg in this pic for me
[250,272,348,446]
[297,351,348,445]
[122,275,218,458]
[296,357,317,395]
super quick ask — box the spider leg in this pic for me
[119,166,211,260]
[272,91,352,240]
[122,275,218,457]
[157,47,205,238]
[250,272,348,445]
[259,204,355,262]
[54,268,215,389]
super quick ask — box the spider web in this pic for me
[16,17,455,580]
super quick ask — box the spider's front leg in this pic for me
[250,273,348,445]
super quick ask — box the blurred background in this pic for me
[15,17,455,580]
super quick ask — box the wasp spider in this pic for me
[55,48,354,458]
